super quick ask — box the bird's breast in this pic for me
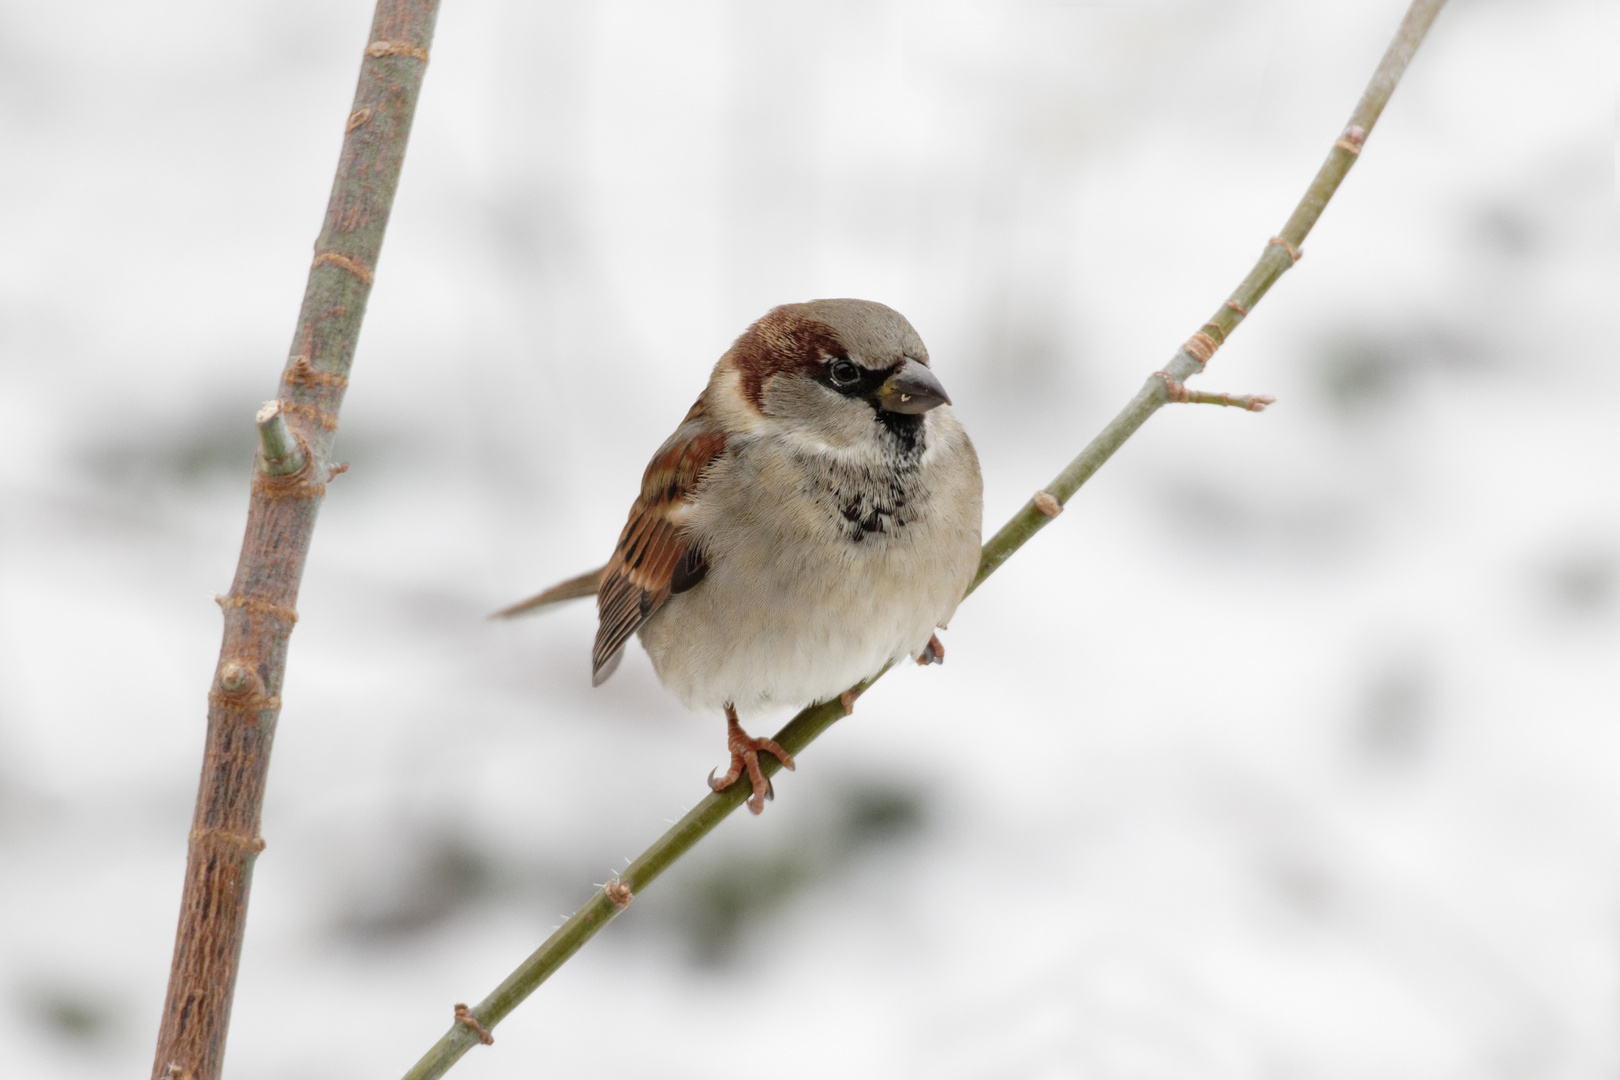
[635,424,983,715]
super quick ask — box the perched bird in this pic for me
[498,299,983,813]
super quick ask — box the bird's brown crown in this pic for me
[725,299,930,413]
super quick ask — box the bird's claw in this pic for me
[710,711,795,814]
[916,632,945,666]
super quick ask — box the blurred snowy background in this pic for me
[2,0,1617,1076]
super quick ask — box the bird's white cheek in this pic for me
[705,367,766,434]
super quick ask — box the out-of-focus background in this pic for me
[2,0,1616,1076]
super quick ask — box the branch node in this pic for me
[367,40,431,63]
[1156,371,1192,403]
[251,450,325,499]
[216,660,264,699]
[280,401,340,432]
[453,1004,494,1046]
[1200,321,1227,345]
[311,250,375,285]
[1157,372,1275,412]
[285,354,350,390]
[207,688,281,713]
[1267,236,1303,264]
[604,879,633,909]
[215,594,299,625]
[255,401,308,476]
[346,105,374,133]
[1032,491,1063,518]
[1335,124,1367,155]
[1182,331,1219,365]
[189,827,266,855]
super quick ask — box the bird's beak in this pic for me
[875,359,951,415]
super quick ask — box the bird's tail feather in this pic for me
[491,565,605,619]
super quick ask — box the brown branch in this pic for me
[148,4,441,1079]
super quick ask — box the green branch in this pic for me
[399,1,1448,1075]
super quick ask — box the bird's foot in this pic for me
[709,707,795,814]
[916,632,945,666]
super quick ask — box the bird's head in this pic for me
[710,298,951,455]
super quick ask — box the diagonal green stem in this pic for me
[399,1,1447,1075]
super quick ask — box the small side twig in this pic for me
[255,401,307,476]
[1155,372,1275,412]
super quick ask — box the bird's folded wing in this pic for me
[593,400,726,684]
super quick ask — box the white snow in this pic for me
[0,1,1615,1077]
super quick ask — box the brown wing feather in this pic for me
[592,399,726,682]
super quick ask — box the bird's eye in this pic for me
[828,359,860,386]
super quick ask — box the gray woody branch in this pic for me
[150,4,441,1080]
[399,0,1451,1077]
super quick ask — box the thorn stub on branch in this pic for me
[839,689,858,716]
[453,1004,494,1046]
[255,401,307,476]
[1267,236,1303,264]
[1033,491,1063,518]
[328,462,350,480]
[1155,372,1275,412]
[604,879,633,909]
[346,105,374,133]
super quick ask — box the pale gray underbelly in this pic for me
[637,512,975,716]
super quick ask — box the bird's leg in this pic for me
[916,632,945,666]
[709,704,795,814]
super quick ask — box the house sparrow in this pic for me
[499,299,983,813]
